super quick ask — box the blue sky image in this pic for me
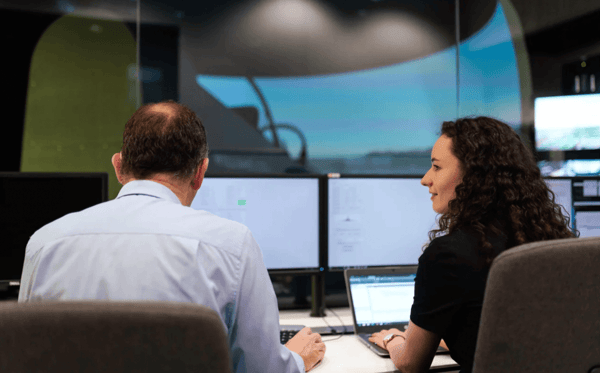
[197,2,521,159]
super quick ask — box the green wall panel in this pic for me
[22,15,137,200]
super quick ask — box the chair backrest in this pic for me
[473,236,600,373]
[0,301,232,373]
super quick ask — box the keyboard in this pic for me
[280,324,355,344]
[280,325,304,344]
[280,329,300,344]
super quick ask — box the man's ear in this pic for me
[191,158,209,191]
[111,152,124,185]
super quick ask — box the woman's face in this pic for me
[421,135,464,214]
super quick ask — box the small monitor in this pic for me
[544,178,573,218]
[327,175,438,271]
[191,174,321,273]
[534,94,600,152]
[572,177,600,238]
[0,172,108,285]
[544,176,600,238]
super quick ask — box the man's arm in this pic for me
[18,237,45,302]
[228,229,306,373]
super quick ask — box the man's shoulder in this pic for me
[30,198,253,254]
[29,202,104,243]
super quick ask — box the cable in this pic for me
[321,307,349,342]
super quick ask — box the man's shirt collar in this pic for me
[116,180,182,205]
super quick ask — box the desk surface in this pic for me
[279,308,459,373]
[280,307,354,329]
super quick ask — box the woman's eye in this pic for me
[433,165,440,170]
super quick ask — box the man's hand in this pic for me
[285,327,326,372]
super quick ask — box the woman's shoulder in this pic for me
[424,228,477,254]
[421,226,506,266]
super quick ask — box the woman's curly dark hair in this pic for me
[423,116,579,265]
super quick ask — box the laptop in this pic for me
[344,266,449,357]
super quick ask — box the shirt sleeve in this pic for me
[410,236,469,336]
[17,233,45,302]
[229,229,305,373]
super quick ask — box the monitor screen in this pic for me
[573,178,600,238]
[544,177,600,238]
[191,176,320,272]
[328,176,438,270]
[544,178,572,218]
[0,173,108,283]
[534,94,600,152]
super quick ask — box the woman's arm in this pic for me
[370,321,442,373]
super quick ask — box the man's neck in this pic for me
[124,175,192,206]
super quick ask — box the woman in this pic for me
[368,117,578,373]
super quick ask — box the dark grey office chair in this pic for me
[0,301,232,373]
[473,236,600,373]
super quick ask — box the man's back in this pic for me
[19,180,304,373]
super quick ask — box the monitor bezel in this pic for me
[325,173,430,272]
[535,149,600,162]
[201,173,325,275]
[0,172,109,202]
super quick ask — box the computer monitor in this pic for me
[0,172,109,287]
[544,178,573,218]
[191,174,322,274]
[544,176,600,238]
[327,174,438,271]
[534,94,600,152]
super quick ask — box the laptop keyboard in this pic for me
[280,329,300,344]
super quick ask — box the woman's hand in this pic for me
[368,328,406,351]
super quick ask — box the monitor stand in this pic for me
[310,273,326,317]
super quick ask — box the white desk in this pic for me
[279,308,459,373]
[279,307,354,329]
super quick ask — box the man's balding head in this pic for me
[119,100,209,181]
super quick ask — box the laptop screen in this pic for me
[349,273,416,328]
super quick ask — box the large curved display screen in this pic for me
[196,2,521,173]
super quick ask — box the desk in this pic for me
[279,308,460,373]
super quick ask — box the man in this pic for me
[19,101,325,373]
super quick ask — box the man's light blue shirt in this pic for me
[18,180,304,373]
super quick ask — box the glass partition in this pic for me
[2,0,138,200]
[2,0,532,185]
[457,0,524,126]
[140,0,462,176]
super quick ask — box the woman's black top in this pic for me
[410,224,509,373]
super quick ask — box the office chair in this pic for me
[0,301,232,373]
[472,236,600,373]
